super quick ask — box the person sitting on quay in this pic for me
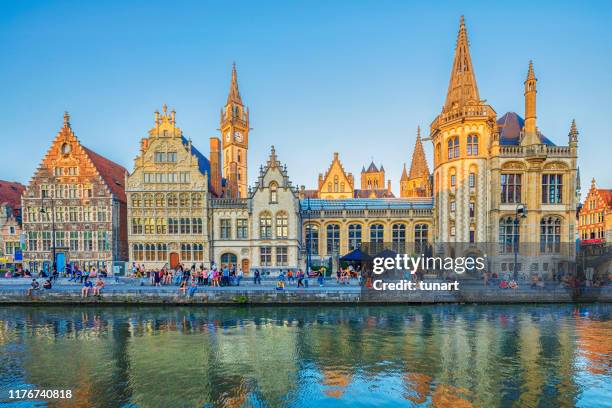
[43,278,52,290]
[499,279,508,289]
[508,280,519,289]
[317,269,325,287]
[188,278,198,297]
[81,278,93,298]
[92,277,105,296]
[276,274,286,291]
[27,278,40,296]
[202,267,209,286]
[178,279,188,295]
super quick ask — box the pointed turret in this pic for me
[443,16,480,112]
[523,60,538,139]
[408,126,430,179]
[568,119,579,143]
[400,163,409,181]
[227,62,243,105]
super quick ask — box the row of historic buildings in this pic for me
[8,17,607,278]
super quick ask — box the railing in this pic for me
[211,198,248,208]
[499,145,572,158]
[431,105,495,128]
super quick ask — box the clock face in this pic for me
[225,132,231,142]
[234,131,243,142]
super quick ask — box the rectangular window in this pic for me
[167,152,177,162]
[42,231,51,251]
[83,231,93,251]
[28,231,38,251]
[220,219,232,239]
[55,231,65,248]
[450,200,456,213]
[276,246,288,266]
[97,207,107,222]
[469,172,475,188]
[469,230,475,243]
[70,232,79,251]
[154,152,166,163]
[179,172,190,183]
[236,219,248,239]
[97,231,108,252]
[450,175,456,187]
[501,174,522,204]
[542,174,563,204]
[469,202,475,218]
[260,247,272,266]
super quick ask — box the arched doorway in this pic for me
[241,258,250,275]
[220,253,237,268]
[169,252,180,269]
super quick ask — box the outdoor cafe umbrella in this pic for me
[340,248,373,262]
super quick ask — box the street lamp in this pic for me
[40,185,57,277]
[513,203,527,281]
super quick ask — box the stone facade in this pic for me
[126,106,210,270]
[578,178,612,244]
[22,113,128,273]
[0,181,25,266]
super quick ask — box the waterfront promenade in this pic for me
[0,276,610,305]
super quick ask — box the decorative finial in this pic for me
[527,60,536,80]
[162,104,168,114]
[417,125,421,139]
[460,15,465,27]
[591,177,596,187]
[63,111,70,127]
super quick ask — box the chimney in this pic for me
[209,137,222,197]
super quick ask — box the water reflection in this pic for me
[0,305,610,407]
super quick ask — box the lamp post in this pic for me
[40,185,57,276]
[513,203,527,281]
[306,196,312,275]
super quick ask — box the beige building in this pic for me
[0,181,25,267]
[126,106,210,269]
[430,17,579,277]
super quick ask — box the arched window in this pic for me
[467,134,478,156]
[326,224,340,253]
[348,224,362,251]
[155,193,165,207]
[259,212,272,239]
[168,218,178,234]
[143,193,153,207]
[145,243,155,261]
[179,193,190,207]
[540,217,561,253]
[392,223,406,253]
[156,217,167,234]
[370,223,384,243]
[269,182,278,203]
[221,252,237,266]
[499,217,519,253]
[276,211,288,239]
[305,224,319,255]
[131,194,141,208]
[447,136,459,159]
[333,176,339,192]
[414,224,428,254]
[167,193,177,207]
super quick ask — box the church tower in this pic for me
[220,63,249,198]
[430,16,496,243]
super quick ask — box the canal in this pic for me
[0,304,610,407]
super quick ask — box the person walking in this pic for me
[253,269,261,285]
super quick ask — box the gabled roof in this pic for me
[598,189,612,208]
[497,112,556,146]
[364,161,379,173]
[81,147,128,202]
[408,127,430,179]
[0,180,25,208]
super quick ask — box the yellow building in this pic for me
[400,126,432,198]
[316,153,355,199]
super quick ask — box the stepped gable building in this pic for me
[429,17,578,277]
[0,180,25,265]
[22,113,128,273]
[400,126,432,198]
[211,146,300,273]
[578,178,612,245]
[126,105,211,269]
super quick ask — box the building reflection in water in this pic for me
[0,305,609,408]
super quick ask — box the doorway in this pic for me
[169,252,180,269]
[241,258,250,275]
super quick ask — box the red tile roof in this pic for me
[82,146,127,202]
[0,180,25,209]
[598,189,612,208]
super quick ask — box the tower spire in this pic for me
[568,119,579,143]
[522,60,539,145]
[409,126,430,179]
[443,16,480,112]
[227,62,243,105]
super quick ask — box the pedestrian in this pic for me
[253,269,261,285]
[236,267,243,286]
[28,279,40,296]
[297,269,304,287]
[202,267,209,286]
[287,269,295,285]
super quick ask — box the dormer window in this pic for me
[61,143,71,154]
[269,182,278,203]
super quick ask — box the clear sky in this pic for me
[2,1,611,196]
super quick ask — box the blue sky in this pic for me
[1,1,611,195]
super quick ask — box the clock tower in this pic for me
[220,62,249,198]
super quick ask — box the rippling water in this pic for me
[0,305,610,408]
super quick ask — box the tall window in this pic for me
[156,218,167,234]
[326,224,340,253]
[181,243,192,261]
[180,218,191,234]
[220,219,232,239]
[259,212,272,239]
[469,172,476,188]
[540,217,561,253]
[192,218,203,234]
[168,218,179,234]
[392,223,406,253]
[155,194,165,207]
[501,174,522,204]
[260,247,272,266]
[192,193,203,207]
[499,217,519,253]
[83,231,93,251]
[193,244,203,261]
[144,218,154,234]
[157,243,167,261]
[167,193,178,207]
[69,231,79,251]
[467,134,478,155]
[144,193,153,207]
[276,246,288,266]
[305,224,319,255]
[179,193,190,207]
[269,182,278,203]
[542,174,563,204]
[276,212,288,239]
[414,224,428,254]
[469,202,475,218]
[447,136,459,159]
[236,219,248,239]
[348,224,362,251]
[370,224,384,252]
[133,244,143,261]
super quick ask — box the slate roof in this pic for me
[497,112,556,146]
[0,180,25,209]
[82,147,128,203]
[181,136,211,183]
